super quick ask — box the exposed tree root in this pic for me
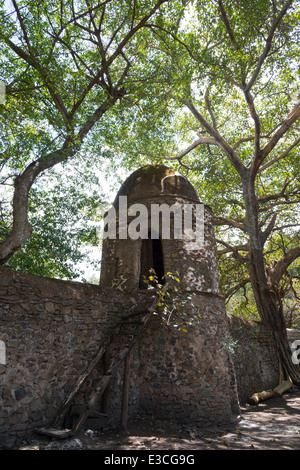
[248,363,293,405]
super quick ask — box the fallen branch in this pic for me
[248,377,293,405]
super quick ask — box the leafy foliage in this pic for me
[0,0,300,336]
[2,157,105,278]
[142,268,200,332]
[0,0,182,274]
[147,0,300,326]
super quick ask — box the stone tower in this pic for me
[100,164,240,425]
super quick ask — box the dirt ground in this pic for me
[84,389,300,451]
[20,389,300,451]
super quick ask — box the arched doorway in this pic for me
[139,237,164,289]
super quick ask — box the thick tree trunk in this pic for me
[0,165,36,264]
[0,145,78,264]
[249,268,300,384]
[243,178,300,385]
[0,94,122,265]
[183,96,300,387]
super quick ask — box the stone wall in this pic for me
[228,315,280,402]
[0,266,283,447]
[0,266,141,447]
[138,293,240,426]
[287,328,300,349]
[99,164,240,427]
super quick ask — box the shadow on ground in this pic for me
[20,389,300,450]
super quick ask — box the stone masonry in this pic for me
[0,165,283,447]
[0,266,281,447]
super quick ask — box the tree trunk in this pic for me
[0,148,75,264]
[243,177,300,385]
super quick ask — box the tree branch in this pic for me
[260,212,277,246]
[216,238,249,263]
[77,88,123,140]
[242,85,261,163]
[258,137,300,172]
[260,97,300,162]
[144,23,198,61]
[213,216,246,232]
[258,178,293,203]
[0,141,77,264]
[0,85,122,264]
[0,33,70,123]
[272,223,300,232]
[245,0,293,92]
[185,99,247,177]
[204,88,217,130]
[11,0,33,54]
[217,0,239,50]
[224,277,251,301]
[67,0,169,120]
[270,246,300,284]
[165,135,220,161]
[258,198,300,212]
[218,242,249,255]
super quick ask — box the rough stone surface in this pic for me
[100,165,220,294]
[0,264,282,448]
[138,294,240,426]
[100,164,240,426]
[0,266,141,446]
[0,165,285,448]
[228,315,280,402]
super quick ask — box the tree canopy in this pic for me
[152,0,300,380]
[160,0,300,327]
[1,1,300,362]
[0,0,179,272]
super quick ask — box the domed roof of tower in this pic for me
[113,164,200,205]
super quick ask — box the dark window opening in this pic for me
[139,236,165,289]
